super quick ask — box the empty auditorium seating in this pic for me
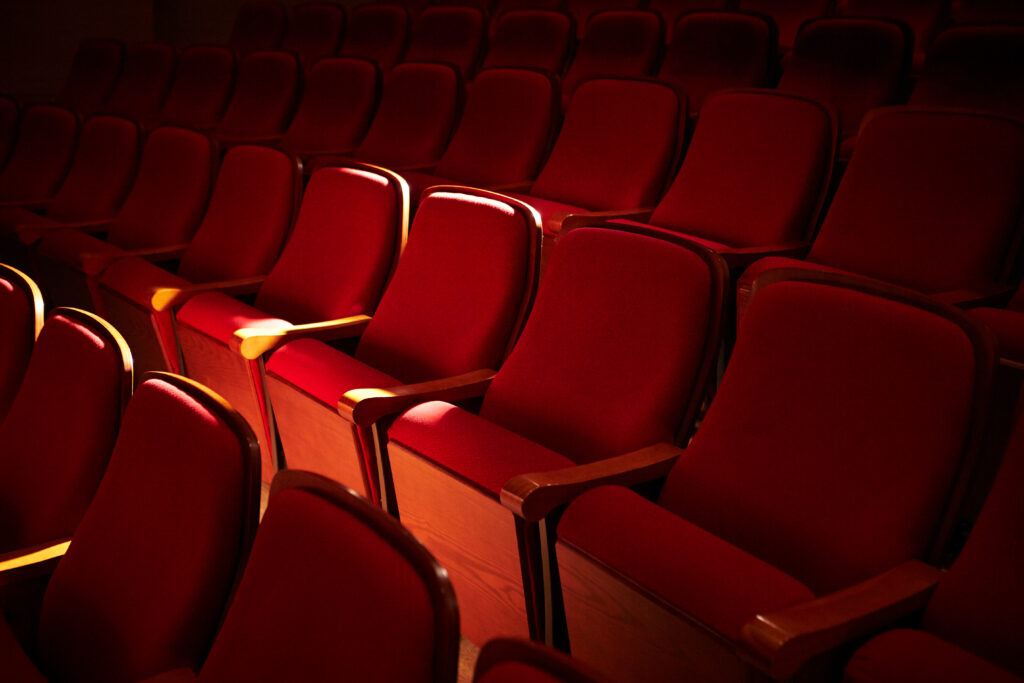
[0,373,260,682]
[228,0,287,56]
[737,0,831,51]
[173,163,408,481]
[0,264,43,424]
[504,77,685,240]
[54,38,123,117]
[399,67,558,204]
[473,638,610,682]
[565,0,644,37]
[481,9,574,73]
[840,0,950,70]
[258,187,539,503]
[0,307,130,556]
[94,144,299,376]
[33,126,214,311]
[339,4,410,72]
[648,0,728,41]
[557,269,992,681]
[494,0,566,12]
[404,6,486,79]
[280,1,346,71]
[140,469,460,682]
[101,42,176,122]
[845,406,1024,682]
[738,107,1024,309]
[658,10,776,116]
[561,10,664,106]
[151,45,235,130]
[213,50,300,145]
[910,26,1024,123]
[386,224,725,644]
[277,57,380,161]
[0,104,77,204]
[0,96,17,171]
[603,89,835,269]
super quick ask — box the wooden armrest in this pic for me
[339,368,496,427]
[738,559,942,680]
[719,241,810,270]
[500,442,682,522]
[150,275,266,312]
[559,208,657,233]
[129,243,191,262]
[486,181,534,193]
[932,284,1014,309]
[0,198,50,211]
[0,538,71,587]
[231,315,372,360]
[16,218,113,245]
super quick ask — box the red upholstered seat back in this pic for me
[434,68,557,187]
[566,0,644,37]
[355,61,462,169]
[106,126,214,250]
[36,375,258,683]
[214,50,300,139]
[0,266,40,423]
[480,226,721,463]
[736,0,830,49]
[55,38,123,117]
[562,10,664,102]
[841,0,948,62]
[777,18,909,138]
[0,309,129,552]
[807,108,1024,294]
[103,42,176,121]
[229,0,286,55]
[405,6,485,79]
[254,165,405,322]
[45,115,140,223]
[658,11,775,115]
[280,2,346,71]
[659,275,986,595]
[280,57,380,156]
[482,10,574,73]
[176,145,296,283]
[355,189,537,383]
[649,90,834,247]
[340,5,410,72]
[0,104,78,203]
[648,0,728,41]
[921,413,1024,677]
[195,473,458,682]
[530,78,682,211]
[156,46,236,130]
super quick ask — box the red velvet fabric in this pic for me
[177,292,290,345]
[805,108,1024,297]
[266,338,401,407]
[0,312,125,552]
[648,0,728,42]
[528,79,679,219]
[405,6,485,79]
[280,2,346,71]
[338,4,409,72]
[660,279,977,595]
[214,50,299,140]
[736,0,830,49]
[103,42,176,121]
[777,18,908,138]
[0,615,46,682]
[228,0,286,56]
[354,190,531,383]
[845,629,1022,683]
[482,10,573,73]
[562,10,663,102]
[354,62,461,169]
[841,0,947,68]
[98,256,192,309]
[155,46,235,129]
[566,0,644,37]
[279,58,379,158]
[647,90,832,247]
[970,307,1024,365]
[0,275,34,421]
[658,11,773,115]
[54,38,123,116]
[389,400,576,496]
[558,485,815,641]
[479,227,711,463]
[36,378,251,683]
[194,487,438,682]
[0,105,77,203]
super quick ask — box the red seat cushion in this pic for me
[266,338,401,407]
[558,485,815,641]
[389,400,575,497]
[98,256,192,310]
[846,629,1021,683]
[177,292,290,346]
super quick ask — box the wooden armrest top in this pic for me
[130,243,190,262]
[718,241,810,269]
[16,218,113,244]
[557,207,657,234]
[150,275,265,312]
[232,315,372,360]
[0,538,71,573]
[338,368,496,426]
[500,442,682,522]
[739,559,943,680]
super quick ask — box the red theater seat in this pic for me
[258,187,539,504]
[557,270,992,681]
[280,2,346,72]
[228,0,287,56]
[736,0,831,52]
[0,373,260,682]
[473,638,611,682]
[0,264,42,423]
[54,38,123,117]
[151,46,235,130]
[839,0,950,70]
[339,4,410,72]
[482,9,574,73]
[102,42,176,122]
[565,0,643,37]
[386,224,725,645]
[647,0,728,41]
[213,50,300,146]
[0,105,77,205]
[404,6,486,79]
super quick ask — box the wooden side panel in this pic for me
[97,289,172,379]
[389,441,532,645]
[557,543,757,683]
[265,373,372,499]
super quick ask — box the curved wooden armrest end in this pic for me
[339,369,496,426]
[231,315,372,360]
[150,276,265,312]
[0,538,72,587]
